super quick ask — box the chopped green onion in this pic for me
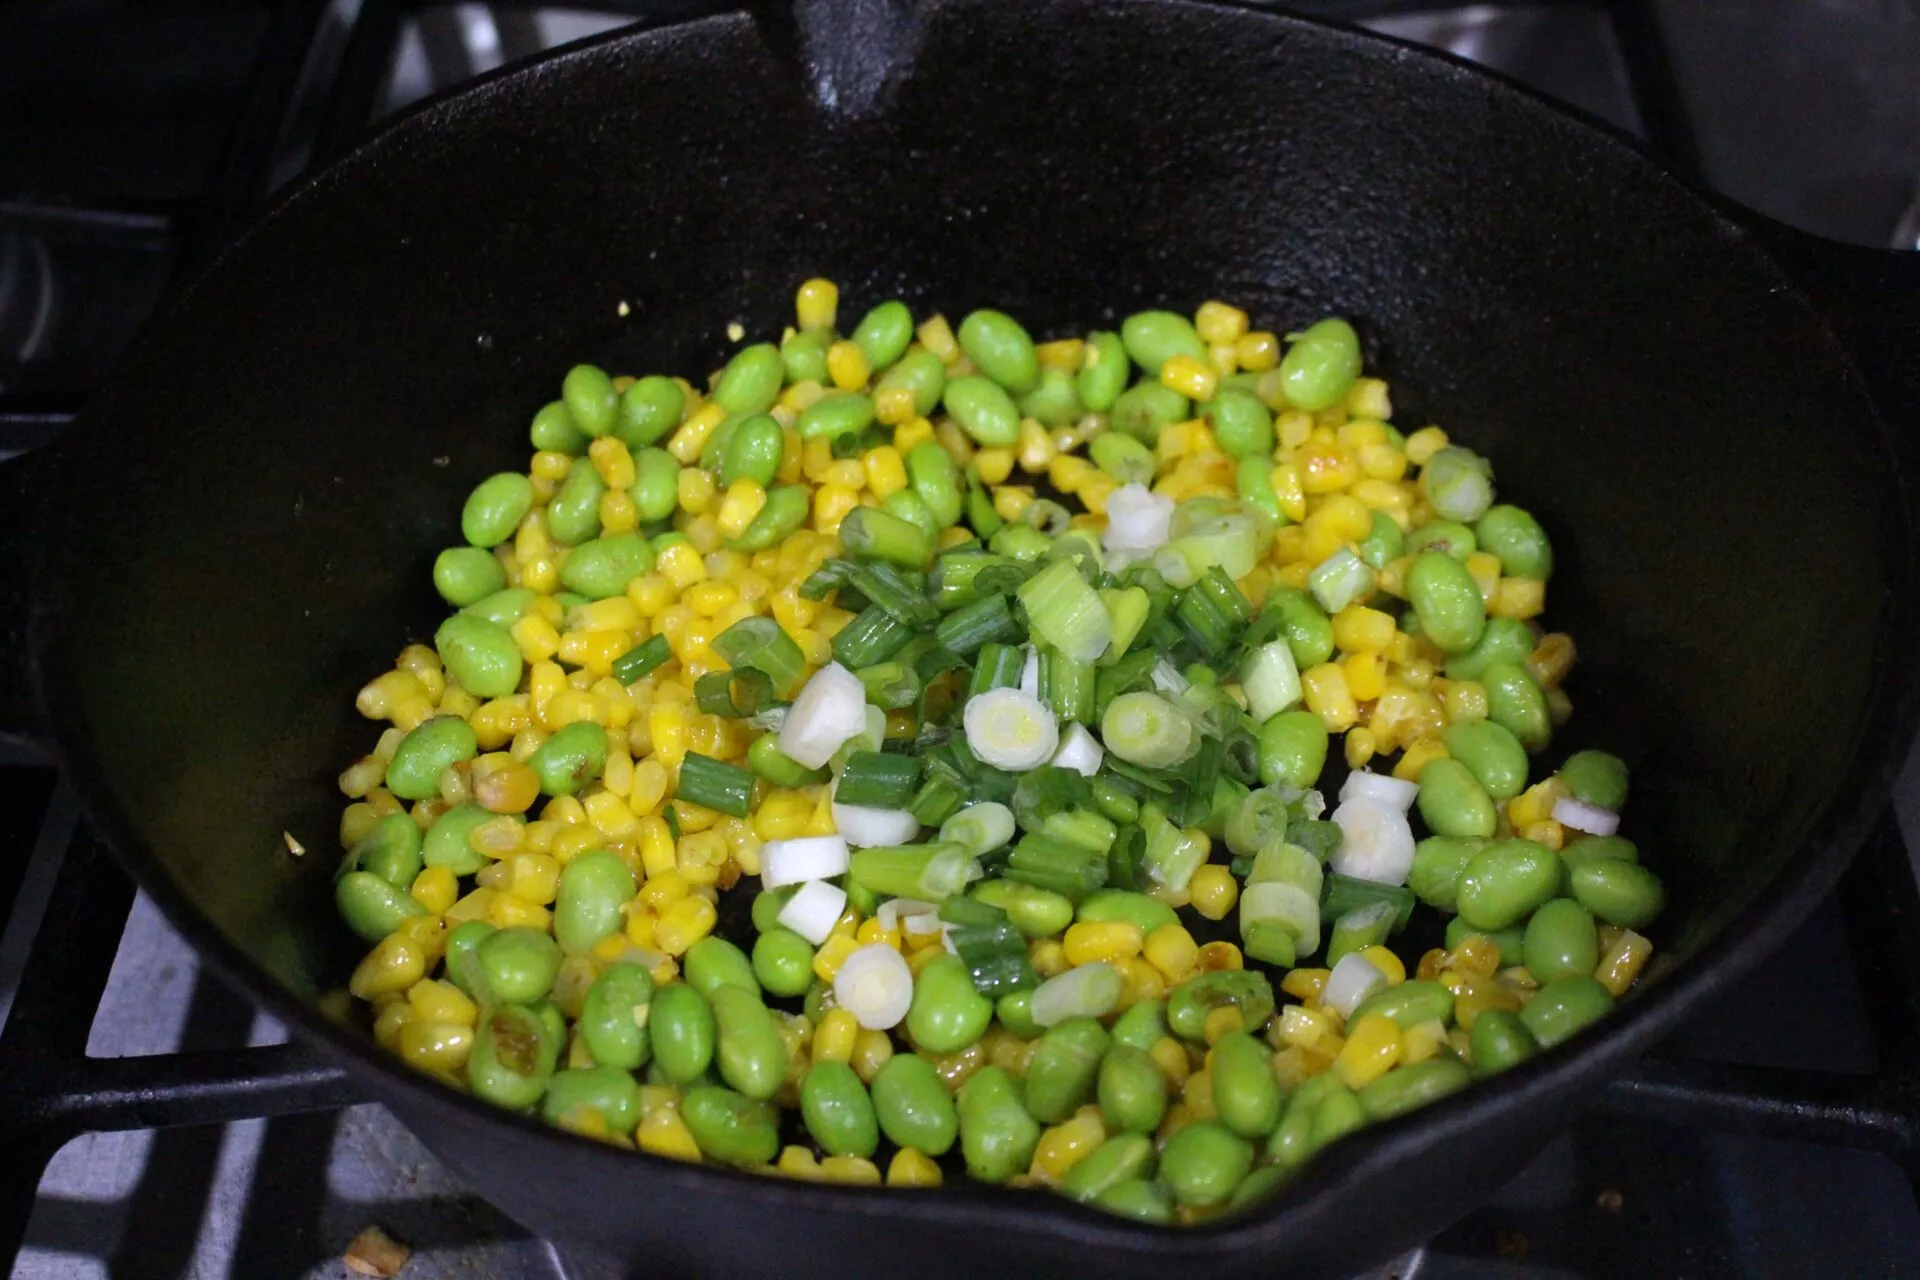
[1241,920,1298,967]
[1100,585,1151,658]
[1320,873,1416,932]
[803,559,936,626]
[1016,557,1113,665]
[1226,787,1291,858]
[908,758,969,826]
[1025,498,1073,536]
[1195,566,1253,625]
[1041,647,1095,724]
[1326,899,1397,966]
[930,552,1008,611]
[1240,639,1302,724]
[1102,756,1175,795]
[835,750,923,810]
[939,899,1036,996]
[1005,833,1109,902]
[611,634,671,685]
[939,801,1017,855]
[1106,823,1145,890]
[747,733,828,788]
[832,604,915,668]
[935,592,1023,656]
[1030,962,1123,1027]
[1290,819,1344,863]
[1012,766,1093,831]
[675,751,755,818]
[694,668,775,718]
[856,660,923,710]
[1100,691,1194,769]
[1157,505,1265,585]
[1174,583,1237,658]
[1091,774,1141,825]
[970,643,1026,696]
[1240,882,1320,957]
[711,616,805,696]
[1308,547,1376,614]
[848,841,976,901]
[1040,808,1118,856]
[1139,804,1207,891]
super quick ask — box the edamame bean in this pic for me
[1570,860,1665,929]
[781,328,831,386]
[1167,971,1275,1041]
[336,870,426,941]
[1266,1072,1345,1169]
[1482,661,1552,751]
[1519,975,1614,1047]
[970,880,1075,937]
[477,928,562,1005]
[1076,330,1131,411]
[958,309,1039,394]
[1023,1017,1110,1123]
[801,1060,880,1157]
[650,983,716,1084]
[434,613,523,698]
[1475,504,1552,580]
[751,928,814,998]
[546,460,606,546]
[907,441,963,528]
[614,375,685,449]
[876,348,947,417]
[530,400,588,453]
[461,472,534,547]
[1238,454,1283,522]
[943,375,1021,446]
[883,489,938,540]
[1357,510,1405,569]
[542,1065,641,1136]
[681,1085,781,1166]
[1444,915,1526,966]
[871,1053,960,1155]
[714,343,784,416]
[1421,446,1495,522]
[1442,720,1529,801]
[1349,979,1455,1030]
[386,716,478,800]
[553,850,634,957]
[1266,588,1337,669]
[444,920,495,999]
[1561,750,1629,811]
[467,1003,560,1110]
[1523,898,1599,984]
[1063,1132,1155,1202]
[684,937,759,999]
[1210,1032,1282,1138]
[1561,835,1639,868]
[1407,550,1487,654]
[1416,758,1498,839]
[1229,1165,1292,1210]
[957,1066,1040,1183]
[1207,387,1274,459]
[750,887,798,935]
[906,954,994,1052]
[1109,999,1168,1052]
[1456,838,1561,931]
[710,984,785,1101]
[796,390,876,441]
[1108,381,1188,444]
[1094,1178,1174,1224]
[345,811,425,885]
[630,448,681,522]
[1020,367,1083,427]
[578,961,653,1070]
[1358,1057,1471,1120]
[713,413,782,489]
[1469,1008,1539,1074]
[1075,889,1179,936]
[1443,617,1533,681]
[1159,1120,1254,1207]
[1405,520,1476,561]
[854,300,916,372]
[525,721,608,798]
[559,531,654,600]
[423,804,500,877]
[728,484,810,551]
[1120,310,1207,376]
[1408,836,1485,912]
[461,586,534,628]
[433,546,508,606]
[562,364,618,437]
[1309,1086,1369,1150]
[995,990,1042,1039]
[1278,318,1361,412]
[1096,1044,1168,1134]
[1259,709,1329,790]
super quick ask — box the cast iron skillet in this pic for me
[7,0,1920,1274]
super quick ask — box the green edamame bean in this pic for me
[1523,898,1599,984]
[1076,331,1131,412]
[1457,838,1562,931]
[1475,504,1552,580]
[970,880,1074,938]
[717,414,783,488]
[684,937,759,999]
[542,1065,641,1136]
[1309,1086,1369,1151]
[553,850,635,957]
[559,531,654,600]
[477,928,562,1005]
[781,328,831,386]
[1230,1164,1292,1210]
[1482,661,1552,751]
[630,448,681,522]
[796,391,875,441]
[958,308,1039,394]
[883,489,938,540]
[1407,550,1487,655]
[710,984,784,1101]
[1349,979,1455,1030]
[1358,1057,1471,1120]
[335,870,426,941]
[1570,860,1665,929]
[751,887,798,934]
[1024,1017,1111,1123]
[800,1060,880,1157]
[1267,588,1337,669]
[1444,915,1526,966]
[1442,720,1529,801]
[614,376,685,449]
[1266,1072,1346,1168]
[1167,970,1275,1041]
[1063,1132,1155,1202]
[1020,367,1083,427]
[1096,1044,1168,1134]
[1405,520,1476,561]
[443,920,495,999]
[1259,709,1330,790]
[1421,447,1495,523]
[461,472,534,548]
[528,721,609,798]
[530,400,588,453]
[423,804,497,876]
[433,546,508,607]
[714,343,784,416]
[957,1066,1040,1183]
[876,348,947,416]
[1357,509,1405,569]
[1238,454,1283,523]
[1561,835,1639,867]
[386,717,478,801]
[1561,750,1629,811]
[1120,310,1207,376]
[1109,381,1188,445]
[1109,999,1168,1052]
[1408,836,1485,912]
[650,983,716,1084]
[1279,318,1361,412]
[434,613,523,699]
[1075,889,1179,936]
[728,485,810,552]
[1469,1009,1539,1075]
[578,961,653,1070]
[681,1085,780,1166]
[562,364,618,438]
[345,811,424,885]
[907,441,964,528]
[906,954,994,1052]
[1159,1120,1254,1208]
[995,990,1043,1039]
[1210,1032,1283,1139]
[461,586,534,628]
[546,460,606,546]
[1443,617,1533,681]
[467,1003,560,1111]
[1416,758,1498,839]
[1519,975,1615,1047]
[751,928,815,998]
[943,375,1021,447]
[1207,387,1274,459]
[1094,1178,1174,1224]
[871,1053,960,1155]
[854,300,916,372]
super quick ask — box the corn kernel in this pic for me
[1332,605,1397,655]
[1358,945,1406,985]
[1182,1069,1217,1119]
[1196,941,1244,972]
[1187,866,1239,922]
[635,1106,702,1161]
[993,486,1034,523]
[1028,937,1069,979]
[849,1028,893,1083]
[1596,929,1653,996]
[1491,576,1547,620]
[892,415,936,454]
[1509,776,1571,828]
[887,1147,943,1187]
[1404,425,1449,465]
[795,277,838,331]
[812,933,861,982]
[812,483,861,534]
[668,403,726,465]
[483,893,550,931]
[350,933,428,1001]
[1160,353,1218,401]
[974,447,1015,485]
[1062,920,1145,967]
[1343,651,1386,702]
[826,340,870,390]
[1031,1106,1107,1183]
[1194,300,1249,345]
[917,314,959,362]
[1401,1017,1448,1064]
[1391,737,1450,782]
[1334,1013,1404,1089]
[1201,1006,1245,1046]
[1301,663,1359,732]
[1143,923,1200,983]
[812,1008,859,1064]
[654,895,717,955]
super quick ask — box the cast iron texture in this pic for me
[22,1,1920,1275]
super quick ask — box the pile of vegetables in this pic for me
[326,282,1663,1224]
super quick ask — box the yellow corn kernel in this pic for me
[635,1106,702,1162]
[588,436,637,489]
[396,1018,474,1073]
[1013,417,1054,473]
[818,1155,882,1185]
[1447,974,1523,1029]
[628,818,672,880]
[1340,727,1376,771]
[1031,1106,1108,1183]
[349,933,428,1001]
[1136,1035,1187,1088]
[873,384,916,425]
[886,1147,943,1188]
[850,444,905,497]
[582,790,640,841]
[795,277,838,331]
[1297,442,1359,494]
[654,895,717,956]
[1490,576,1547,620]
[1274,1004,1336,1050]
[667,402,726,465]
[408,864,459,915]
[1159,353,1218,401]
[1062,920,1146,967]
[1143,923,1200,983]
[1328,608,1393,658]
[1343,651,1386,703]
[483,893,550,931]
[1445,934,1503,980]
[1301,663,1359,732]
[1182,1069,1217,1120]
[889,416,935,457]
[812,483,861,534]
[1334,1013,1405,1089]
[1196,941,1244,972]
[1358,945,1407,986]
[1028,937,1069,979]
[714,479,768,540]
[812,933,861,982]
[674,466,718,516]
[1201,1006,1245,1046]
[356,669,427,721]
[992,486,1034,523]
[1526,633,1577,689]
[776,1144,822,1179]
[1265,461,1306,523]
[1403,425,1449,465]
[826,340,870,390]
[473,762,540,817]
[914,313,958,362]
[1193,300,1249,345]
[1117,955,1165,1007]
[847,1028,894,1084]
[407,977,478,1027]
[445,886,495,923]
[1047,454,1096,496]
[551,824,604,864]
[1596,929,1653,996]
[1187,866,1239,922]
[1029,336,1082,373]
[1391,737,1450,782]
[1433,680,1485,725]
[974,447,1015,486]
[811,1007,860,1064]
[821,458,866,489]
[1509,776,1572,828]
[1230,329,1277,373]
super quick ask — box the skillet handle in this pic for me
[0,450,48,750]
[751,0,923,117]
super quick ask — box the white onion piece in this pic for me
[830,800,920,847]
[1019,645,1041,698]
[778,662,870,768]
[1338,770,1419,813]
[963,688,1059,771]
[1051,723,1105,777]
[903,909,946,936]
[1322,952,1390,1020]
[833,944,914,1029]
[1102,483,1175,554]
[759,835,851,889]
[1328,797,1416,885]
[776,879,848,945]
[1553,796,1621,837]
[876,897,939,931]
[1030,962,1124,1027]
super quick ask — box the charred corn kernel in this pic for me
[1343,651,1386,702]
[1159,353,1217,401]
[1510,776,1572,827]
[1301,663,1359,732]
[1520,819,1566,850]
[1527,633,1577,689]
[1062,920,1145,967]
[1596,929,1653,996]
[812,1008,860,1064]
[588,436,636,489]
[713,479,767,540]
[1358,945,1406,986]
[350,934,427,1000]
[1028,937,1069,979]
[1332,605,1397,655]
[1032,1107,1108,1183]
[1196,941,1244,972]
[974,447,1014,485]
[1143,923,1200,982]
[1194,300,1249,345]
[409,864,459,915]
[1334,1013,1404,1089]
[794,277,839,331]
[886,1147,943,1188]
[1201,1006,1245,1046]
[1415,948,1449,981]
[473,764,540,817]
[1404,425,1449,465]
[635,1106,701,1161]
[812,933,861,982]
[1344,727,1377,770]
[993,486,1034,523]
[826,340,870,390]
[654,895,717,956]
[1187,866,1239,922]
[1391,737,1450,782]
[812,483,861,533]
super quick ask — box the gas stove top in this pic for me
[3,4,1918,1277]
